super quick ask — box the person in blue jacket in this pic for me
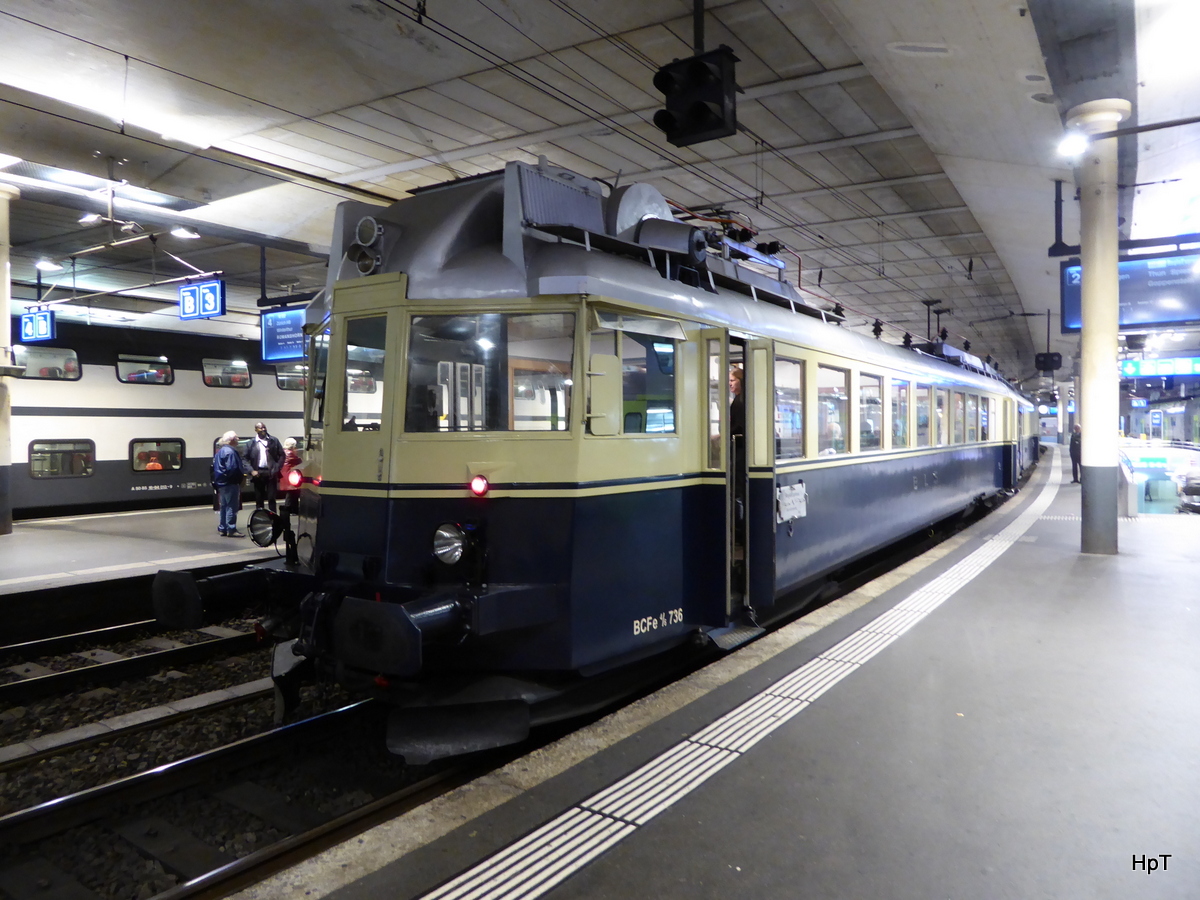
[212,431,246,537]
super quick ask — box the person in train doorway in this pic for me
[1069,423,1082,484]
[212,431,245,537]
[244,422,285,513]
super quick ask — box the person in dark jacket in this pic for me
[1069,423,1082,483]
[212,431,245,537]
[243,422,285,512]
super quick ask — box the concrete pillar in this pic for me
[0,183,21,535]
[1066,99,1131,554]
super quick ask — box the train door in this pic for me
[702,331,734,615]
[745,339,776,612]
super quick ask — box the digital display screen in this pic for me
[261,307,307,362]
[1061,251,1200,333]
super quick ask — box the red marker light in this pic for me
[374,674,390,689]
[287,469,302,487]
[470,475,490,496]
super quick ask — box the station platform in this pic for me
[0,505,275,595]
[234,446,1200,900]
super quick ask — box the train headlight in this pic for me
[433,524,466,565]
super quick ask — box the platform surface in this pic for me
[0,506,275,594]
[234,447,1200,900]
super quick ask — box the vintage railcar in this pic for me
[159,160,1037,760]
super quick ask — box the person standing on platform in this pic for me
[1069,423,1082,483]
[212,431,245,537]
[244,422,285,512]
[277,437,303,516]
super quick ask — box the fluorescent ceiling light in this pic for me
[170,225,201,239]
[1057,132,1089,157]
[35,259,64,272]
[79,212,103,225]
[0,154,19,170]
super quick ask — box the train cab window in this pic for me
[131,439,184,471]
[936,389,949,446]
[117,354,173,385]
[14,344,81,380]
[405,313,575,432]
[966,394,979,442]
[276,363,308,391]
[952,392,966,443]
[29,440,94,478]
[915,385,932,447]
[775,357,804,460]
[892,379,909,449]
[620,335,676,433]
[202,358,251,388]
[342,316,387,431]
[817,365,848,455]
[859,373,882,451]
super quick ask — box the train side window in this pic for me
[276,363,308,391]
[982,397,994,441]
[817,365,848,455]
[859,372,882,451]
[952,391,966,443]
[13,344,81,380]
[915,384,931,447]
[117,354,173,385]
[892,379,909,449]
[966,394,979,442]
[621,334,676,434]
[29,440,94,478]
[775,357,804,460]
[131,439,184,472]
[343,316,387,431]
[936,389,949,445]
[202,358,252,388]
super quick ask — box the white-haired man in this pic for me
[212,431,245,537]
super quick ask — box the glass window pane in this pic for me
[966,394,978,442]
[276,363,308,391]
[892,380,909,448]
[405,313,575,432]
[860,372,882,450]
[343,316,387,431]
[14,345,80,380]
[202,358,251,388]
[953,392,965,443]
[707,340,722,468]
[621,334,675,434]
[937,389,949,446]
[117,354,173,385]
[775,357,804,460]
[818,365,848,455]
[982,397,993,441]
[915,385,931,447]
[29,440,94,477]
[131,439,184,471]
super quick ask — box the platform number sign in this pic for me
[19,310,55,342]
[179,280,226,320]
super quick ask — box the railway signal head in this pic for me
[652,46,739,147]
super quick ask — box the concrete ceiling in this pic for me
[0,0,1156,378]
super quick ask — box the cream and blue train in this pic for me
[168,161,1038,760]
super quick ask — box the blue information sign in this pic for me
[1062,250,1200,333]
[1119,356,1200,378]
[1130,398,1148,408]
[179,279,226,320]
[261,307,308,362]
[19,310,55,342]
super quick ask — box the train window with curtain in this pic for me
[405,313,575,432]
[275,363,308,391]
[817,365,848,454]
[859,372,882,450]
[14,344,81,381]
[130,439,184,471]
[117,354,173,385]
[29,440,94,478]
[915,384,931,447]
[202,358,252,388]
[966,394,979,441]
[343,316,387,431]
[937,389,949,445]
[892,379,909,448]
[775,357,804,460]
[952,392,966,443]
[620,334,676,434]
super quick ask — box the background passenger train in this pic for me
[7,319,303,517]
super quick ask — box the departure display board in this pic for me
[1061,250,1200,333]
[261,307,307,362]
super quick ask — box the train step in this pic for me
[706,624,765,651]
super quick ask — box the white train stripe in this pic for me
[415,450,1064,900]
